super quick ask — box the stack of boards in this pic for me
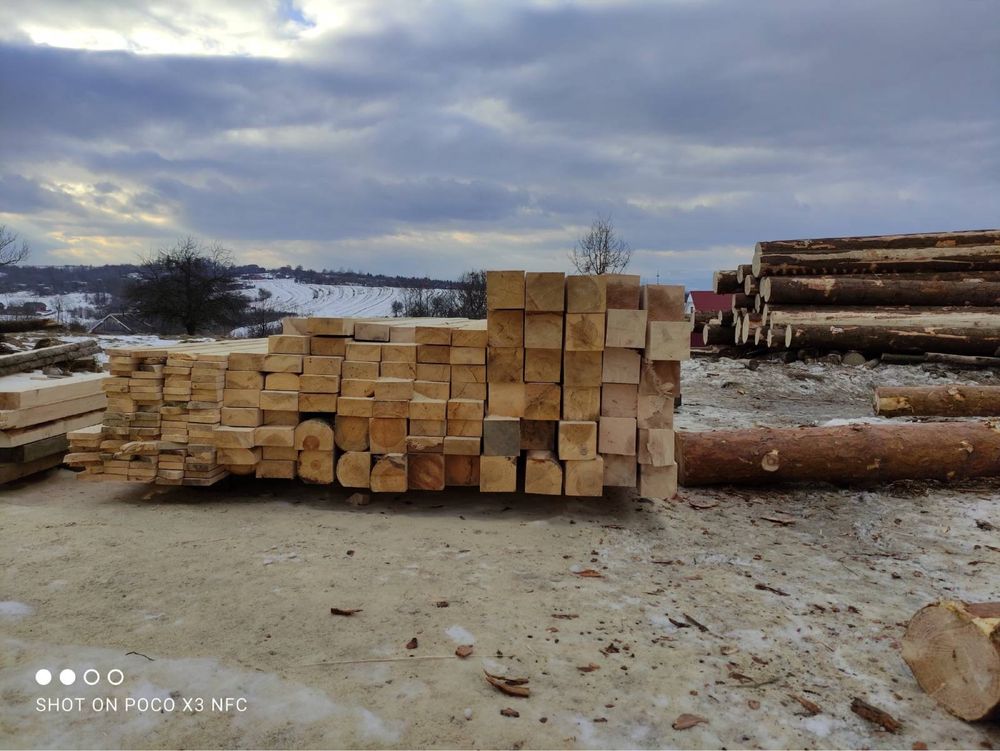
[0,371,107,483]
[70,272,688,498]
[705,229,1000,357]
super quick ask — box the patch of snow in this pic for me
[0,601,33,618]
[444,625,475,644]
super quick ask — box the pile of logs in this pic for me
[70,273,689,498]
[706,230,1000,359]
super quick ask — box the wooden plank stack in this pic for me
[75,274,687,499]
[706,230,1000,358]
[0,371,107,482]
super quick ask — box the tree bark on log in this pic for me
[880,352,1000,368]
[784,323,1000,356]
[0,318,58,334]
[735,264,753,283]
[753,242,1000,277]
[874,385,1000,417]
[712,270,740,294]
[760,274,1000,306]
[766,306,1000,329]
[0,340,100,376]
[702,323,735,346]
[902,600,1000,721]
[675,421,1000,486]
[743,275,759,296]
[731,294,752,313]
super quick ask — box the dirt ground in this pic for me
[1,357,998,750]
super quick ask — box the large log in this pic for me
[675,422,1000,486]
[784,323,1000,356]
[712,270,740,295]
[766,306,1000,329]
[902,601,1000,721]
[752,229,1000,276]
[0,340,100,376]
[0,318,58,334]
[874,385,1000,417]
[760,274,1000,307]
[735,264,753,284]
[701,323,735,346]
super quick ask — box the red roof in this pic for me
[689,290,732,312]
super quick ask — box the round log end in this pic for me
[902,601,1000,721]
[761,449,780,472]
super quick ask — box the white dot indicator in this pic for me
[59,669,76,686]
[107,669,124,686]
[35,669,52,686]
[83,669,100,686]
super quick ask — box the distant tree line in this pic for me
[392,271,486,319]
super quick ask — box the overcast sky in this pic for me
[1,1,998,288]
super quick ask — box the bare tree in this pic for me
[398,270,486,319]
[0,225,30,267]
[569,215,632,274]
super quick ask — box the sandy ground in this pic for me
[1,357,998,750]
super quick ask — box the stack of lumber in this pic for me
[706,230,1000,358]
[0,371,107,483]
[77,273,689,499]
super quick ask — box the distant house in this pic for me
[88,313,154,335]
[688,291,733,347]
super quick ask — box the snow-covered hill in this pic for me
[249,279,409,318]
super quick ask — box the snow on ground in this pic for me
[0,291,102,324]
[247,280,410,318]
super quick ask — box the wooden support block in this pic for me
[603,454,637,487]
[487,310,524,347]
[409,398,447,421]
[563,387,601,420]
[268,334,310,355]
[521,419,555,450]
[225,371,264,390]
[381,343,418,362]
[336,451,371,487]
[451,382,487,400]
[417,345,451,364]
[445,454,480,486]
[637,428,674,466]
[295,418,335,450]
[443,436,481,455]
[222,407,262,427]
[229,353,267,371]
[263,410,300,426]
[415,326,452,345]
[264,372,300,391]
[417,363,451,382]
[303,356,343,376]
[524,349,562,383]
[341,378,375,397]
[487,347,524,383]
[447,399,484,421]
[300,374,340,393]
[558,420,598,460]
[333,413,371,451]
[213,426,255,449]
[524,383,561,420]
[480,455,517,492]
[645,322,691,361]
[282,317,308,335]
[565,313,606,351]
[450,346,486,365]
[406,435,444,453]
[255,425,295,447]
[256,459,297,480]
[488,383,525,418]
[450,364,486,384]
[338,397,374,418]
[375,377,413,402]
[605,309,647,348]
[641,284,686,321]
[310,337,350,357]
[564,457,604,496]
[524,450,562,495]
[605,274,641,309]
[298,450,335,484]
[371,453,407,492]
[637,394,674,429]
[262,446,297,461]
[217,447,261,465]
[566,275,607,313]
[262,354,302,373]
[524,313,563,350]
[370,417,407,454]
[413,380,450,401]
[599,416,637,455]
[602,348,641,384]
[638,359,680,396]
[487,270,525,310]
[563,351,602,387]
[346,342,381,362]
[299,393,338,412]
[447,419,483,437]
[306,318,354,336]
[381,361,417,380]
[408,453,445,490]
[260,390,299,412]
[524,272,565,312]
[483,416,520,456]
[354,321,393,341]
[638,463,678,500]
[602,383,638,417]
[451,326,488,348]
[373,400,408,418]
[343,361,379,380]
[410,419,446,436]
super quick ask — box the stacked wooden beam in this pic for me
[707,230,1000,357]
[0,371,107,482]
[77,274,688,499]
